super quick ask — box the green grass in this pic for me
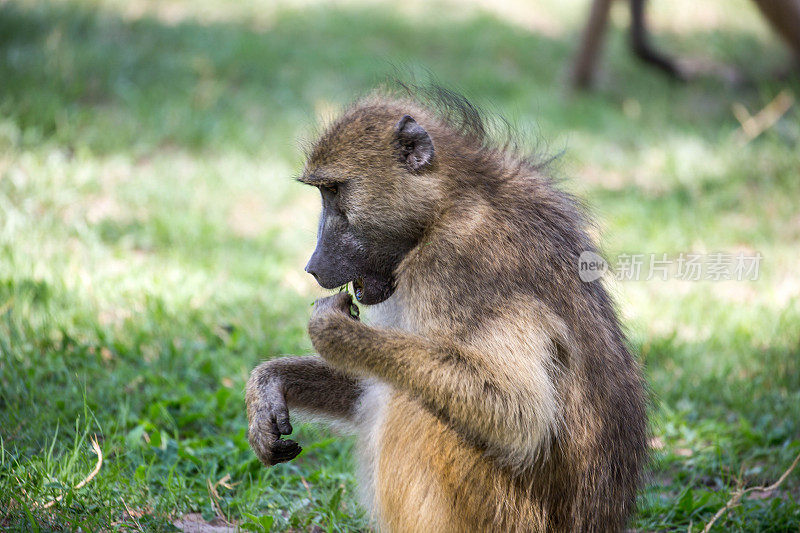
[1,0,799,530]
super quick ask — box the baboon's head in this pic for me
[300,102,442,305]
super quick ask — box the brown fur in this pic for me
[246,87,648,532]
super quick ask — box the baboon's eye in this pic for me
[322,183,338,195]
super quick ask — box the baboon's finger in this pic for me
[270,439,302,464]
[275,410,293,435]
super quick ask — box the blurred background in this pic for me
[0,0,798,530]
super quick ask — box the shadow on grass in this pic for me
[1,0,798,444]
[1,2,799,529]
[1,0,795,157]
[0,0,566,155]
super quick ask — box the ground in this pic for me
[0,0,799,530]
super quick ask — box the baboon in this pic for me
[571,0,682,88]
[246,87,648,532]
[572,0,800,88]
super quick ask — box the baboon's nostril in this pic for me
[304,265,319,280]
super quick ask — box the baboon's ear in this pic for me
[395,115,434,171]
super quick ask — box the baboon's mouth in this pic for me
[353,277,365,302]
[350,273,393,305]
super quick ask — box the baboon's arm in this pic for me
[246,355,363,465]
[309,294,557,464]
[247,355,363,423]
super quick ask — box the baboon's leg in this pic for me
[630,0,684,79]
[571,0,614,89]
[751,0,800,63]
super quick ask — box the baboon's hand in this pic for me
[246,375,302,466]
[311,292,360,325]
[308,293,364,371]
